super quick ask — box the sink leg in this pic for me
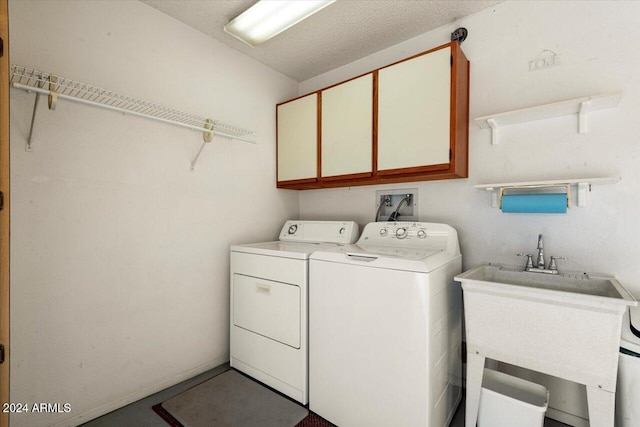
[465,352,485,427]
[586,386,615,427]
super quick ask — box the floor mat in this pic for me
[155,369,309,427]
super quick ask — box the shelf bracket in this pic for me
[578,100,590,134]
[190,119,214,171]
[26,92,40,152]
[25,75,57,152]
[491,191,499,208]
[25,78,49,152]
[487,118,499,145]
[577,182,589,207]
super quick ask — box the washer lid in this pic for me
[310,243,455,273]
[621,306,640,355]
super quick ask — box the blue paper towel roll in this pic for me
[501,193,567,213]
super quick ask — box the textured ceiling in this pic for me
[141,0,501,82]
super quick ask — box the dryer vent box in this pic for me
[375,188,418,222]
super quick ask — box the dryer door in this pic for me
[233,274,301,348]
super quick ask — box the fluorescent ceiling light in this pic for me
[224,0,336,47]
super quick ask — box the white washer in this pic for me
[309,221,463,427]
[230,220,359,404]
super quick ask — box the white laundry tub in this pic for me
[456,264,636,427]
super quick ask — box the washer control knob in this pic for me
[396,228,407,239]
[339,227,346,235]
[379,228,388,236]
[417,230,426,239]
[288,224,298,235]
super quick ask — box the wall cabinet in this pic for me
[378,46,451,174]
[277,93,318,184]
[276,41,469,190]
[321,73,374,180]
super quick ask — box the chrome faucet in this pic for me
[517,234,565,275]
[388,194,412,222]
[536,234,545,269]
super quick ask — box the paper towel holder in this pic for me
[475,176,621,209]
[498,184,570,210]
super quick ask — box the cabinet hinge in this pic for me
[0,191,3,210]
[450,55,453,67]
[0,344,4,364]
[449,149,452,161]
[0,37,3,57]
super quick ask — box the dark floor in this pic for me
[81,364,230,427]
[82,364,569,427]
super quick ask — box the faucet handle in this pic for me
[548,256,566,271]
[517,253,534,269]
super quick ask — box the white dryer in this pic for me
[230,220,359,404]
[309,221,462,427]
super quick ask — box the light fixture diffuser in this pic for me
[224,0,336,47]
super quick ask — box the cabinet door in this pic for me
[277,93,318,183]
[377,46,451,173]
[321,74,373,179]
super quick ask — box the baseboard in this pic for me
[51,356,229,427]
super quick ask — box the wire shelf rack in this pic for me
[10,65,257,169]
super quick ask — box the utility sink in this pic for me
[456,264,637,427]
[458,264,634,301]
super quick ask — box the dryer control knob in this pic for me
[288,224,298,235]
[417,230,426,239]
[380,228,388,236]
[396,228,407,239]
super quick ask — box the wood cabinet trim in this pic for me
[320,172,372,182]
[451,41,470,179]
[372,70,378,178]
[378,163,450,176]
[317,91,322,180]
[0,0,9,421]
[278,169,465,190]
[377,42,453,72]
[277,177,318,188]
[276,90,320,108]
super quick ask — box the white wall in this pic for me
[9,1,299,426]
[298,1,640,423]
[300,0,640,293]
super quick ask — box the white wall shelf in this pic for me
[475,93,621,145]
[475,176,620,208]
[10,65,256,171]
